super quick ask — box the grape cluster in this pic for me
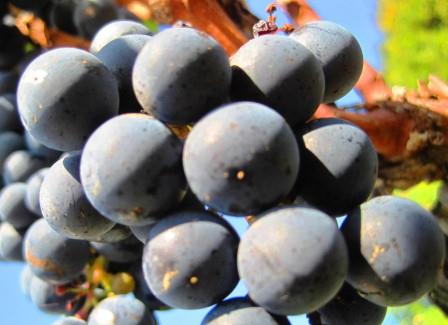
[0,2,445,325]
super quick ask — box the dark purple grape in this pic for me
[0,25,26,70]
[3,150,51,185]
[183,102,299,216]
[295,118,377,216]
[91,235,142,263]
[0,222,25,261]
[53,317,86,325]
[96,34,152,113]
[317,283,387,325]
[230,34,324,127]
[142,211,239,309]
[40,152,115,240]
[129,223,154,244]
[25,168,48,217]
[29,275,76,314]
[87,223,132,243]
[290,21,363,103]
[90,20,152,54]
[50,0,78,35]
[0,70,19,94]
[0,132,25,169]
[80,114,187,226]
[24,131,62,161]
[342,195,445,306]
[130,189,205,243]
[0,183,38,229]
[178,188,207,211]
[238,206,348,315]
[20,264,34,297]
[88,295,156,325]
[202,297,290,325]
[73,0,119,39]
[16,48,45,76]
[0,94,21,133]
[17,48,119,151]
[128,262,167,310]
[133,27,231,124]
[23,219,90,284]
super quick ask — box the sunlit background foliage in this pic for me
[380,0,448,87]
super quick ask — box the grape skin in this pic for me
[0,221,25,261]
[90,20,151,54]
[183,101,299,216]
[88,295,156,325]
[202,297,290,325]
[80,114,187,226]
[24,131,61,161]
[91,235,143,263]
[0,94,21,133]
[73,0,119,39]
[20,264,34,297]
[128,262,168,310]
[23,219,90,284]
[238,206,348,315]
[25,168,48,217]
[29,275,77,314]
[96,34,152,113]
[230,34,324,127]
[0,183,38,229]
[3,150,51,185]
[0,70,19,94]
[342,195,445,306]
[52,316,86,325]
[130,189,205,243]
[87,223,132,243]
[142,211,239,309]
[290,20,363,103]
[40,152,115,240]
[133,27,231,124]
[129,223,154,244]
[17,48,119,151]
[0,132,25,172]
[295,118,378,216]
[318,283,387,325]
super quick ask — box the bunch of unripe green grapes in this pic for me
[0,2,445,324]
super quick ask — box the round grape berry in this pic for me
[183,101,299,216]
[342,196,445,306]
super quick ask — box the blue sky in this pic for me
[0,0,392,324]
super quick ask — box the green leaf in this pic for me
[380,0,448,87]
[144,20,159,33]
[393,181,442,210]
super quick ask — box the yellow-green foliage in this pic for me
[380,0,448,87]
[393,181,442,210]
[392,297,448,325]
